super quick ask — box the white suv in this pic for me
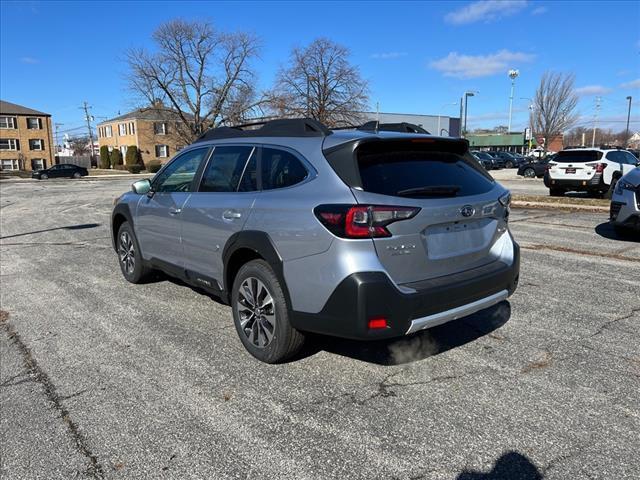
[544,148,639,197]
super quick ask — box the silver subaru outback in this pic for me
[111,119,519,363]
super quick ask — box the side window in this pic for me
[199,146,255,192]
[153,148,208,193]
[606,151,622,163]
[261,148,308,190]
[623,152,638,165]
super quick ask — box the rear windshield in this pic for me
[554,150,603,163]
[357,143,494,198]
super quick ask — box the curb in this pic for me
[512,200,609,213]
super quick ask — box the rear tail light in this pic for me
[367,317,388,330]
[586,162,607,173]
[314,204,420,238]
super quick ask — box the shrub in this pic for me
[110,149,123,168]
[147,160,162,173]
[99,146,110,169]
[125,145,141,166]
[126,164,144,174]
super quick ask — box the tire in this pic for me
[523,167,536,178]
[40,174,48,180]
[505,160,514,169]
[231,259,305,363]
[117,222,152,284]
[549,188,564,197]
[72,172,81,179]
[604,175,620,200]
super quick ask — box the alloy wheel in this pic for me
[524,168,536,178]
[118,231,135,275]
[236,277,276,348]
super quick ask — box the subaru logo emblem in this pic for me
[459,205,475,217]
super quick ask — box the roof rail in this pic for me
[357,121,430,135]
[194,118,332,142]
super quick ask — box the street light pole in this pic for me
[459,96,464,137]
[520,97,533,155]
[625,96,632,147]
[507,69,519,133]
[463,91,475,137]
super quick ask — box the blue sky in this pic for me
[1,0,639,138]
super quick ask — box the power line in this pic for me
[591,96,601,147]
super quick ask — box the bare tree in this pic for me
[270,38,369,127]
[531,72,579,151]
[69,136,90,155]
[126,20,263,142]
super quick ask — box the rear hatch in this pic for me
[324,138,509,285]
[548,150,603,181]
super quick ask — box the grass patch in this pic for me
[513,194,609,207]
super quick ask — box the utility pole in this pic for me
[625,96,632,147]
[591,96,601,148]
[54,123,64,156]
[459,96,464,137]
[507,69,519,133]
[81,101,95,165]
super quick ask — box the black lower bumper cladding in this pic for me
[290,243,520,340]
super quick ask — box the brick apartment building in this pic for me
[0,100,55,171]
[97,105,193,165]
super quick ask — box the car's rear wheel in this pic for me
[523,167,536,178]
[117,222,152,283]
[72,172,81,179]
[505,160,514,169]
[604,175,620,200]
[40,173,48,180]
[549,188,564,197]
[231,259,304,363]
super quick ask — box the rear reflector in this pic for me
[314,204,420,239]
[367,317,388,329]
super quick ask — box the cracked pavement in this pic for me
[1,179,639,479]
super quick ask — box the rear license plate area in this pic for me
[565,168,576,174]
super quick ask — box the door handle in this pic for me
[169,208,182,215]
[222,210,242,220]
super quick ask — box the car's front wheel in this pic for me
[40,173,48,180]
[232,259,305,363]
[72,172,81,179]
[505,160,514,169]
[523,167,536,178]
[117,222,152,283]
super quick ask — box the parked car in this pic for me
[32,163,88,180]
[627,149,640,160]
[470,151,493,170]
[491,151,526,169]
[484,151,506,169]
[544,148,639,197]
[610,167,640,235]
[517,154,557,178]
[111,118,520,363]
[529,148,556,159]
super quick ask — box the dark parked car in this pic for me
[470,151,493,170]
[484,151,506,169]
[491,151,526,169]
[32,163,88,180]
[518,157,553,178]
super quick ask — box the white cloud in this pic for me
[429,50,535,79]
[20,56,39,64]
[574,85,612,96]
[531,6,548,15]
[620,79,640,89]
[445,0,528,25]
[370,52,408,60]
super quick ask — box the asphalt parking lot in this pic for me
[1,178,639,480]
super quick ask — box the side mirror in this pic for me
[131,179,151,195]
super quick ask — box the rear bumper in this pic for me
[544,173,604,190]
[290,242,520,340]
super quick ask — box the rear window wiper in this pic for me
[396,185,461,197]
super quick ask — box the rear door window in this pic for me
[199,146,255,192]
[357,142,494,198]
